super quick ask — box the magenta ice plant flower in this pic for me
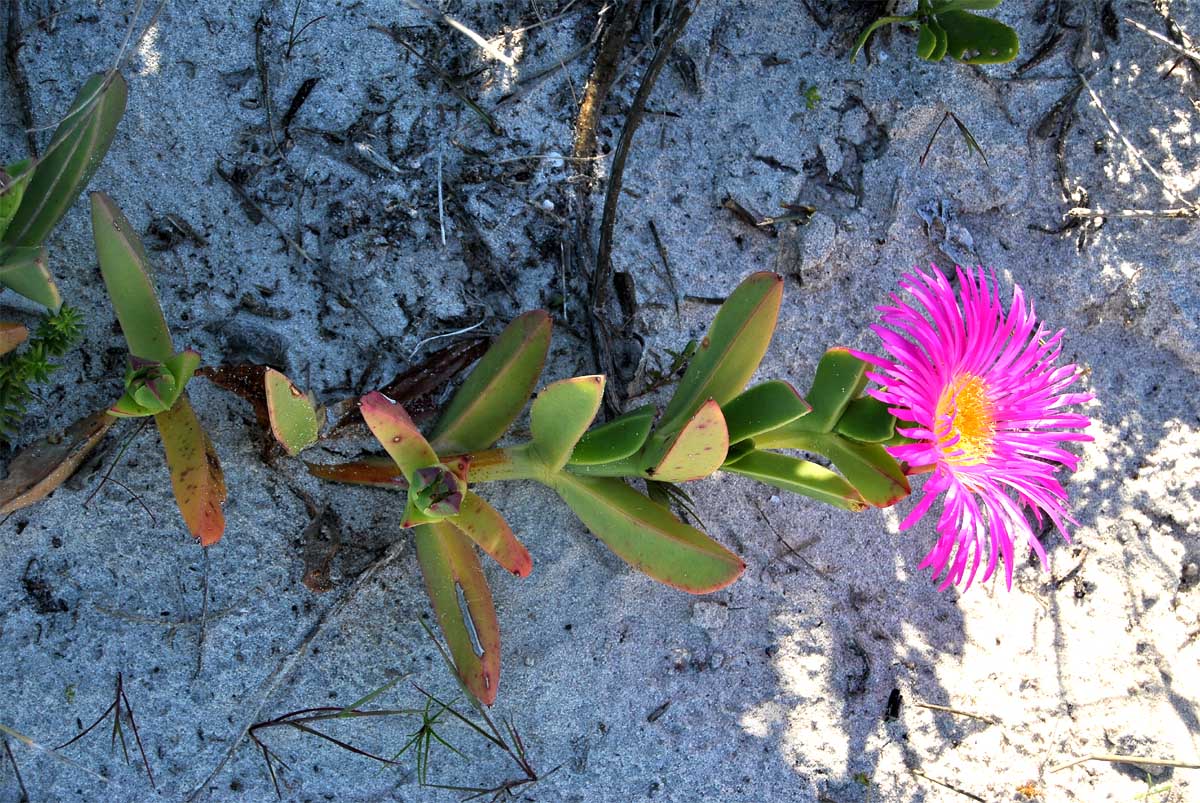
[853,266,1093,590]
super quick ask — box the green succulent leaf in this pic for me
[453,491,533,577]
[0,159,33,241]
[529,375,604,473]
[569,404,655,466]
[722,380,811,444]
[926,16,950,61]
[917,23,938,60]
[762,348,868,438]
[429,311,552,454]
[775,431,910,508]
[645,399,728,482]
[722,449,867,512]
[835,396,897,443]
[155,394,226,545]
[937,9,1019,63]
[414,521,501,705]
[3,73,127,249]
[264,368,321,456]
[0,245,58,309]
[656,272,783,439]
[551,473,744,593]
[91,192,174,362]
[360,390,439,482]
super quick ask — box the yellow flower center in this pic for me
[935,374,996,465]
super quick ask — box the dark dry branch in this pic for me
[911,768,986,802]
[2,737,28,803]
[593,0,694,313]
[254,13,279,151]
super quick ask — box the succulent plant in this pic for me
[91,192,226,546]
[1,72,127,309]
[851,0,1019,66]
[278,272,911,704]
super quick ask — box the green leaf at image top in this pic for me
[429,311,552,454]
[3,73,127,249]
[656,271,783,439]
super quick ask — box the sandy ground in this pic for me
[1,1,1199,801]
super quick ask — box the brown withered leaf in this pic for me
[0,322,29,356]
[330,336,490,434]
[0,409,115,514]
[196,364,271,429]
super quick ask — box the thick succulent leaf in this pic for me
[771,348,869,437]
[926,16,950,61]
[0,322,28,356]
[917,22,938,60]
[782,432,910,508]
[722,380,811,444]
[569,404,655,466]
[722,449,867,512]
[429,311,551,454]
[360,391,438,482]
[155,394,226,545]
[0,409,114,514]
[454,491,532,577]
[530,375,604,472]
[415,521,501,705]
[937,9,1019,63]
[656,272,782,438]
[3,72,127,248]
[0,245,59,309]
[835,396,897,443]
[646,399,728,482]
[724,438,756,465]
[849,14,915,62]
[91,192,174,361]
[0,159,33,240]
[552,473,744,593]
[264,368,320,456]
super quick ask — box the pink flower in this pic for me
[853,266,1093,590]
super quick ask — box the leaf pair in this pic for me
[91,192,225,546]
[851,1,1019,66]
[726,349,910,510]
[1,72,128,309]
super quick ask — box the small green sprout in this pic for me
[0,305,83,441]
[851,0,1019,66]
